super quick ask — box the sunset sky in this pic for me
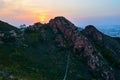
[0,0,120,27]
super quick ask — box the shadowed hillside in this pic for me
[0,20,17,31]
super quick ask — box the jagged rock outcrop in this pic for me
[31,22,43,30]
[49,17,93,56]
[83,25,120,61]
[49,17,115,80]
[82,25,103,40]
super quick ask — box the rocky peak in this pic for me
[49,17,115,79]
[49,17,93,56]
[82,25,103,40]
[34,22,43,26]
[31,22,43,30]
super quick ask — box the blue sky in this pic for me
[0,0,120,27]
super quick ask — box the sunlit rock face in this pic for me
[49,17,115,80]
[49,17,93,56]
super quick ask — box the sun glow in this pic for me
[39,15,47,23]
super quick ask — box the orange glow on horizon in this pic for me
[39,15,47,23]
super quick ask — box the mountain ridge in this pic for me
[0,17,120,80]
[0,20,17,31]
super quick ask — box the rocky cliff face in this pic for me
[49,17,115,80]
[49,17,93,56]
[82,25,103,41]
[82,25,120,80]
[82,25,120,61]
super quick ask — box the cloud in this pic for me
[0,0,55,25]
[0,0,6,9]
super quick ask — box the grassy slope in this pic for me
[0,20,17,31]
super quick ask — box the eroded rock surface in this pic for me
[49,17,115,80]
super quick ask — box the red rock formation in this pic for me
[49,17,93,56]
[49,17,115,80]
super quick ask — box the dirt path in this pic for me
[63,54,70,80]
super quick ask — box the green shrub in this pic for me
[24,27,37,33]
[91,71,101,79]
[102,50,116,64]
